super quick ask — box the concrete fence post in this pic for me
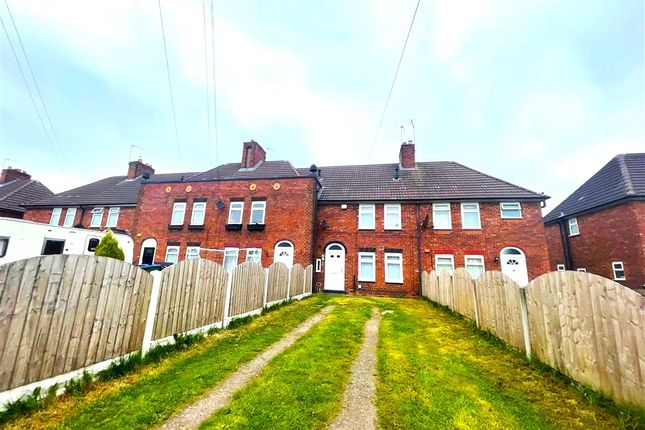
[263,268,269,307]
[223,270,234,327]
[142,270,162,356]
[519,286,532,359]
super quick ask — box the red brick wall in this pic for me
[545,223,565,270]
[131,177,316,266]
[545,201,645,290]
[24,207,136,231]
[314,201,550,296]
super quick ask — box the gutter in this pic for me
[415,204,423,295]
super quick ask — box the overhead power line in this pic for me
[202,0,213,164]
[210,0,220,165]
[370,0,421,159]
[156,0,181,162]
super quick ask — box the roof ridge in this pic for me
[0,179,33,203]
[616,154,635,195]
[450,161,546,198]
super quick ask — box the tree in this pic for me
[94,231,125,261]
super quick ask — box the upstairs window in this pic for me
[228,201,244,224]
[384,204,402,230]
[568,218,579,236]
[250,201,266,224]
[612,261,625,281]
[191,202,207,225]
[435,254,455,275]
[165,246,180,263]
[384,253,403,283]
[465,255,485,279]
[358,204,375,230]
[90,207,104,227]
[432,203,452,230]
[246,248,262,264]
[500,202,522,219]
[171,202,186,226]
[50,208,62,226]
[106,207,120,228]
[63,208,76,227]
[358,252,376,282]
[461,203,481,229]
[186,246,200,260]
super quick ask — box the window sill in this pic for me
[168,224,184,230]
[225,223,243,231]
[385,280,404,284]
[568,233,580,237]
[384,227,402,231]
[613,277,626,281]
[433,227,452,231]
[358,279,375,283]
[462,227,482,230]
[188,224,205,231]
[501,216,523,219]
[247,223,266,231]
[358,228,376,231]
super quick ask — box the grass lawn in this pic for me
[198,297,377,430]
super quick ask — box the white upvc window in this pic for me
[556,264,566,272]
[106,207,120,228]
[577,268,587,273]
[165,246,180,263]
[432,203,452,230]
[186,246,200,260]
[465,255,485,279]
[384,204,402,230]
[223,248,239,272]
[500,202,522,219]
[250,201,266,224]
[358,252,376,282]
[246,248,262,264]
[190,202,207,225]
[568,218,579,236]
[358,204,375,230]
[384,252,403,283]
[90,207,104,227]
[170,202,186,226]
[612,261,625,281]
[49,208,62,226]
[461,202,481,229]
[228,201,244,224]
[63,208,78,227]
[435,254,455,275]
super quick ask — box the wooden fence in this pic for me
[0,256,313,403]
[421,269,645,407]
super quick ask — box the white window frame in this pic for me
[223,247,239,271]
[106,207,120,228]
[435,254,455,275]
[358,204,375,230]
[90,207,104,227]
[63,208,76,227]
[190,201,207,225]
[612,261,625,281]
[165,245,180,263]
[384,204,402,230]
[249,201,266,225]
[49,208,62,226]
[460,202,481,229]
[170,202,186,226]
[246,248,262,264]
[556,264,566,272]
[228,201,244,225]
[384,252,403,283]
[576,268,587,273]
[464,255,485,279]
[358,252,376,282]
[568,218,579,236]
[432,203,452,230]
[186,246,200,260]
[500,202,522,219]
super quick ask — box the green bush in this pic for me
[94,231,125,261]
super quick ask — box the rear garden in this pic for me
[2,295,641,430]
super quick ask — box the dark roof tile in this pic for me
[0,180,53,213]
[186,161,300,181]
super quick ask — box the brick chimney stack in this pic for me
[241,140,266,168]
[399,140,416,169]
[127,158,155,179]
[1,167,31,184]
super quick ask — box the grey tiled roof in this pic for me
[185,161,301,181]
[25,172,197,207]
[544,153,645,223]
[299,161,545,202]
[0,180,53,213]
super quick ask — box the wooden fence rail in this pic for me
[421,269,645,407]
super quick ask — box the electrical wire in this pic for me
[202,0,213,164]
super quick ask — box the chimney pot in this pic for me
[241,140,267,168]
[127,159,155,179]
[1,167,31,184]
[399,141,416,169]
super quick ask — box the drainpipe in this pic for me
[557,219,573,269]
[415,203,423,296]
[310,178,319,291]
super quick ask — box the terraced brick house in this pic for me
[0,167,52,219]
[544,153,645,291]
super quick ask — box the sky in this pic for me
[1,0,643,213]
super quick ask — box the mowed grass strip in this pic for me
[377,298,629,430]
[53,296,328,430]
[198,297,377,430]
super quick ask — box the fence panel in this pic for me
[526,271,645,406]
[266,262,289,303]
[436,270,453,308]
[290,264,305,297]
[229,262,265,317]
[304,265,313,294]
[452,268,476,320]
[153,259,227,340]
[0,255,152,392]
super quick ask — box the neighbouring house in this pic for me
[0,167,53,219]
[544,153,645,291]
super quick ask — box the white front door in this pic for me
[324,244,345,292]
[274,241,294,268]
[500,247,529,286]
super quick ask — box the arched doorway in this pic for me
[500,247,528,286]
[274,240,294,268]
[139,238,157,265]
[324,243,345,292]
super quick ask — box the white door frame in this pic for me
[500,246,529,286]
[273,240,294,268]
[139,238,157,265]
[324,243,346,292]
